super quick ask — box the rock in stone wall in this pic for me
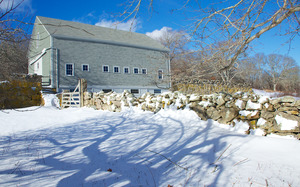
[83,90,300,139]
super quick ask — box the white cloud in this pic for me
[146,27,191,42]
[95,18,140,32]
[146,27,173,40]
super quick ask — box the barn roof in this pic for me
[36,16,169,52]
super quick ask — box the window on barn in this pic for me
[124,67,130,74]
[103,65,109,72]
[154,89,161,94]
[131,89,139,94]
[65,64,74,76]
[133,68,139,74]
[103,89,112,93]
[142,68,147,74]
[114,66,120,73]
[158,70,163,80]
[82,64,89,71]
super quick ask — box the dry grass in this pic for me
[173,83,253,95]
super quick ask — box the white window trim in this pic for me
[123,67,130,74]
[82,64,89,72]
[102,65,109,73]
[113,66,120,73]
[133,67,139,74]
[158,69,163,80]
[65,63,74,76]
[141,68,147,74]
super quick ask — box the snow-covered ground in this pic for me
[0,94,300,186]
[253,89,300,100]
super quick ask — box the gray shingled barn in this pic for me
[28,16,171,95]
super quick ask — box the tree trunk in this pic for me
[273,83,277,91]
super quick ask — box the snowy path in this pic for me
[0,107,300,186]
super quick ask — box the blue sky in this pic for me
[7,0,300,66]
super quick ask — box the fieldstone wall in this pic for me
[83,90,300,139]
[0,79,42,109]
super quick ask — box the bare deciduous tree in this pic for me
[154,29,189,63]
[238,53,265,89]
[147,28,193,83]
[0,40,28,80]
[195,0,300,72]
[0,0,29,42]
[197,40,247,85]
[264,54,299,91]
[119,0,300,73]
[0,0,30,80]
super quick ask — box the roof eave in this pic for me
[52,34,170,53]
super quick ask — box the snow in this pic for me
[217,119,250,134]
[275,115,298,130]
[235,99,243,109]
[0,80,9,84]
[246,100,261,110]
[189,94,199,101]
[0,95,300,186]
[199,100,212,107]
[252,89,282,98]
[264,102,269,108]
[258,95,269,104]
[267,133,297,140]
[43,94,60,108]
[250,128,266,136]
[257,118,267,126]
[239,110,258,117]
[253,89,300,100]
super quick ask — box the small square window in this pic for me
[66,64,74,76]
[154,89,161,94]
[82,64,89,71]
[131,89,139,94]
[103,65,109,72]
[158,70,163,80]
[142,68,147,74]
[103,89,112,93]
[133,68,139,74]
[124,67,130,74]
[114,66,120,73]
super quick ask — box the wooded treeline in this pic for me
[164,29,300,93]
[0,0,299,95]
[172,50,300,94]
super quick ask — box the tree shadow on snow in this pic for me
[0,110,247,186]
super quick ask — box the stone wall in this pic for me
[0,79,42,109]
[83,90,300,139]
